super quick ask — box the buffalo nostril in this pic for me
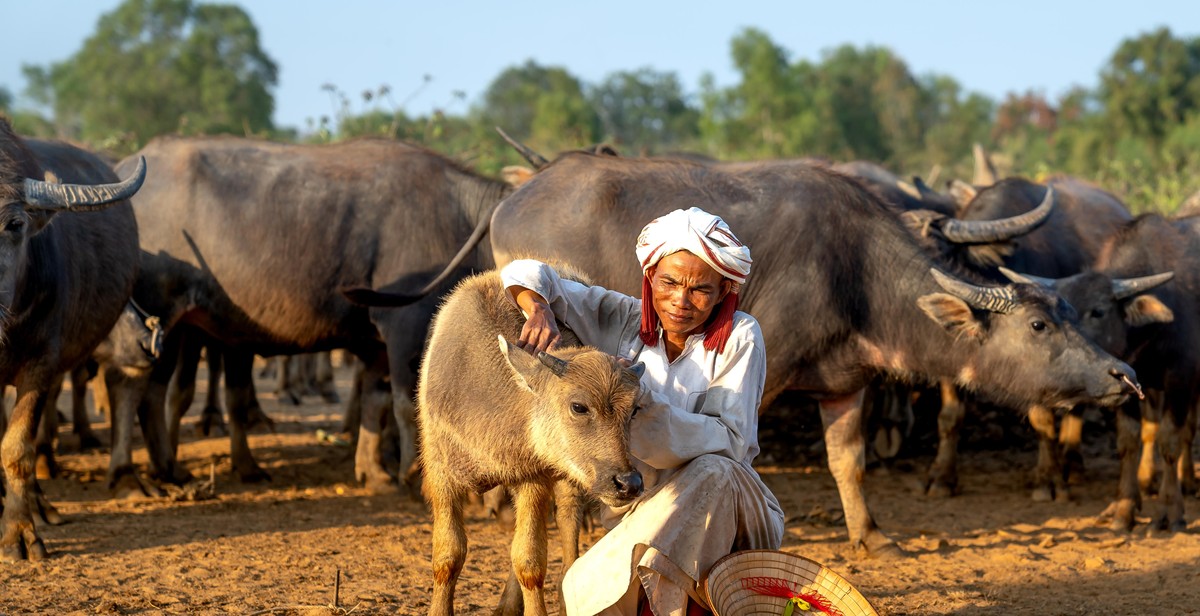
[614,471,644,498]
[1109,366,1143,400]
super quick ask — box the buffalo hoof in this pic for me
[34,449,59,481]
[199,406,227,437]
[237,465,272,484]
[363,474,401,496]
[246,405,277,433]
[76,431,104,452]
[0,526,48,562]
[1031,486,1054,503]
[32,493,65,527]
[1098,499,1137,533]
[493,570,524,616]
[111,471,163,501]
[925,480,956,499]
[856,532,906,560]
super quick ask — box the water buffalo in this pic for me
[481,152,1139,556]
[116,135,507,492]
[418,270,644,615]
[0,119,145,561]
[941,177,1134,501]
[1005,212,1200,531]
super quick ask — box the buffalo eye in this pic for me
[5,218,24,233]
[570,402,589,415]
[1090,307,1106,319]
[1030,320,1047,333]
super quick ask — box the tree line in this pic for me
[4,0,1199,212]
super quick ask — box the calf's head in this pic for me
[499,336,644,506]
[919,268,1140,409]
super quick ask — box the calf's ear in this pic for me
[918,293,985,340]
[1123,295,1174,327]
[498,335,539,392]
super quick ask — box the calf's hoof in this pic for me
[0,532,48,562]
[33,494,65,526]
[110,471,163,501]
[35,451,59,481]
[856,532,906,560]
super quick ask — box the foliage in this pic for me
[23,0,278,154]
[11,7,1199,211]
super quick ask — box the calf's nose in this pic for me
[613,471,644,499]
[1109,364,1143,400]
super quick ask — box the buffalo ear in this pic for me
[1123,295,1174,327]
[948,179,977,209]
[497,335,539,392]
[918,293,985,340]
[500,165,535,187]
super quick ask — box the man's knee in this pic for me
[681,454,738,485]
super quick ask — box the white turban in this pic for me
[635,207,752,284]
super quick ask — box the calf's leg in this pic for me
[925,379,963,498]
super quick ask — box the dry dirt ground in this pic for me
[3,363,1199,615]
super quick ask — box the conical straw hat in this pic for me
[701,550,878,616]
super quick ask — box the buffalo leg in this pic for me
[221,350,270,483]
[1138,394,1162,495]
[138,331,191,486]
[1150,391,1189,534]
[1029,404,1068,503]
[69,364,102,451]
[200,345,226,436]
[34,377,64,480]
[1060,408,1086,486]
[1,384,54,561]
[106,366,162,499]
[353,349,398,494]
[339,359,363,438]
[1177,401,1196,496]
[315,351,339,404]
[504,481,551,616]
[819,389,900,557]
[1102,402,1142,531]
[428,470,466,616]
[168,331,204,452]
[926,379,963,498]
[275,356,302,406]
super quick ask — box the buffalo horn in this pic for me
[997,266,1056,288]
[1111,272,1174,300]
[940,186,1055,244]
[537,351,569,377]
[495,127,548,169]
[23,156,147,211]
[930,268,1019,314]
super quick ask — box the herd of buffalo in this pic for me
[0,116,1194,583]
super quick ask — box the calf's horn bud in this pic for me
[537,351,569,377]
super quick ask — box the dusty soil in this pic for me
[2,365,1198,615]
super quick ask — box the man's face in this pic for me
[650,251,730,339]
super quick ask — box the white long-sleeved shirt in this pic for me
[500,259,768,491]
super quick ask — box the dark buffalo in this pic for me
[116,135,507,492]
[0,119,145,561]
[1006,212,1200,531]
[939,177,1134,501]
[364,151,1141,555]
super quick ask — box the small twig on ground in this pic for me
[335,568,342,608]
[244,604,361,616]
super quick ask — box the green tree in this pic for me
[476,60,599,154]
[23,0,277,152]
[1099,27,1200,146]
[589,68,699,153]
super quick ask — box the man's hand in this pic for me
[515,290,560,354]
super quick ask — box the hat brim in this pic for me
[701,549,878,616]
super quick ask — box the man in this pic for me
[502,207,784,615]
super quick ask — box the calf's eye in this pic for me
[1030,320,1046,332]
[570,403,589,415]
[1090,308,1105,319]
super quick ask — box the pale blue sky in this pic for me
[3,1,1197,133]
